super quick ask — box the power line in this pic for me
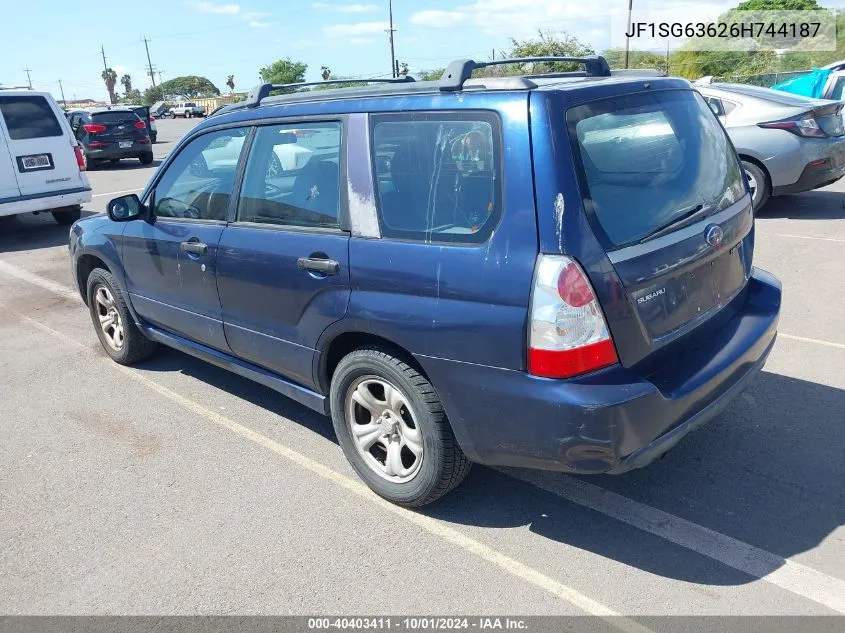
[23,68,32,89]
[142,37,157,87]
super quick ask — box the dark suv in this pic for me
[69,56,781,506]
[67,108,153,169]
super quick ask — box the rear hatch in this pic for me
[0,93,86,197]
[88,110,149,148]
[549,85,753,370]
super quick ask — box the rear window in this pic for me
[185,102,197,108]
[0,95,63,140]
[92,111,141,125]
[371,112,502,244]
[567,90,745,248]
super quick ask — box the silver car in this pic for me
[696,81,845,210]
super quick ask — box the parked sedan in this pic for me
[696,81,845,210]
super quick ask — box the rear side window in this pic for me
[92,111,141,125]
[371,112,501,244]
[567,90,745,248]
[0,95,63,140]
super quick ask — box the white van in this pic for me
[0,90,91,225]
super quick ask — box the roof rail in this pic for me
[244,76,416,108]
[439,56,611,91]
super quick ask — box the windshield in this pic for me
[567,89,745,248]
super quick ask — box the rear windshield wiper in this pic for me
[638,202,715,244]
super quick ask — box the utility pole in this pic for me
[100,45,108,72]
[624,0,633,69]
[58,79,66,106]
[157,70,165,85]
[386,0,396,78]
[142,37,156,87]
[23,68,32,89]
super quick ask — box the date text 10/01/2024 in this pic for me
[307,618,528,630]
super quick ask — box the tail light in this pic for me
[759,114,826,138]
[87,141,110,148]
[528,255,618,379]
[138,136,151,144]
[73,145,85,171]
[82,123,107,134]
[134,120,146,129]
[149,116,156,122]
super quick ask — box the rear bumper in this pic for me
[0,186,92,218]
[86,145,150,160]
[418,268,781,474]
[773,160,845,195]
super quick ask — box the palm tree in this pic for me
[120,74,132,97]
[102,68,117,105]
[321,66,331,81]
[226,74,235,93]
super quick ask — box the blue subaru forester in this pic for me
[70,56,781,506]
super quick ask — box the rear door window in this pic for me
[0,95,63,140]
[92,111,141,125]
[566,89,745,248]
[370,112,502,244]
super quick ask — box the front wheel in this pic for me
[86,269,158,365]
[330,348,471,507]
[741,160,770,211]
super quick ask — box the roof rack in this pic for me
[439,56,611,91]
[244,76,415,108]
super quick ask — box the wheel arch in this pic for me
[75,253,110,305]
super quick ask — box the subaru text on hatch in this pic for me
[69,56,781,506]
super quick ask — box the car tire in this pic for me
[86,268,157,365]
[139,152,154,165]
[741,160,770,211]
[84,155,97,171]
[185,111,191,119]
[330,347,471,507]
[110,158,120,164]
[51,207,81,225]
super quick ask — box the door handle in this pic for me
[180,240,208,256]
[297,257,340,275]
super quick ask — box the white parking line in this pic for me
[11,312,651,633]
[2,259,845,616]
[503,471,845,614]
[91,188,144,198]
[766,233,845,244]
[780,333,845,350]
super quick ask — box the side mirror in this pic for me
[709,102,721,115]
[375,155,391,175]
[107,194,144,222]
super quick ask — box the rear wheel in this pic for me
[84,155,98,171]
[330,347,471,507]
[51,207,81,225]
[185,111,191,119]
[86,269,157,365]
[741,160,770,211]
[139,152,154,165]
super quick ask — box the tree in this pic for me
[735,0,821,9]
[157,75,220,99]
[259,58,307,88]
[417,68,445,81]
[603,48,669,71]
[101,68,117,105]
[320,66,331,81]
[226,74,235,92]
[120,74,132,95]
[142,85,164,105]
[505,30,595,74]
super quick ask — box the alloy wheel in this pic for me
[344,376,424,483]
[93,284,124,351]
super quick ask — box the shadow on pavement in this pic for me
[760,189,845,220]
[0,210,97,253]
[131,343,845,587]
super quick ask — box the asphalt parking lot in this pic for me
[0,116,843,618]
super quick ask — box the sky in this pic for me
[0,0,842,102]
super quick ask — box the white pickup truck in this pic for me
[168,102,206,118]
